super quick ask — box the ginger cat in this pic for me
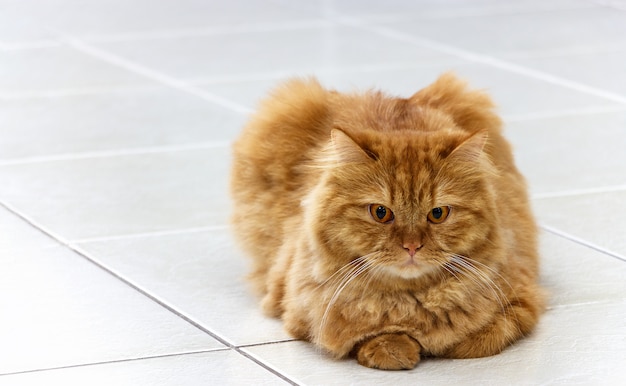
[230,73,544,370]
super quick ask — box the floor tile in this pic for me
[534,190,626,258]
[0,46,154,96]
[75,228,290,346]
[302,0,593,21]
[0,88,244,161]
[0,350,289,386]
[0,207,223,375]
[201,61,622,121]
[512,48,626,96]
[0,12,56,47]
[0,0,323,39]
[505,111,626,196]
[92,23,456,81]
[539,231,626,307]
[380,6,626,57]
[0,148,231,241]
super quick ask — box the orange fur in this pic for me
[230,73,545,370]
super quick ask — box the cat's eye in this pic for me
[369,204,394,223]
[427,206,451,224]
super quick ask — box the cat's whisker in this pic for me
[358,258,388,303]
[319,263,370,344]
[320,254,381,297]
[314,255,369,291]
[445,256,493,300]
[440,260,472,296]
[451,254,518,315]
[317,252,382,346]
[446,253,520,333]
[321,262,367,311]
[455,254,517,297]
[442,256,512,334]
[451,257,507,313]
[456,255,523,337]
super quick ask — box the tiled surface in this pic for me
[1,0,625,384]
[382,6,626,57]
[0,88,243,159]
[0,207,224,375]
[75,229,288,345]
[506,111,626,195]
[0,47,154,95]
[0,350,288,386]
[201,62,625,118]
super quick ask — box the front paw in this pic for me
[355,333,421,370]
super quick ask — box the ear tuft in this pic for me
[330,129,373,164]
[449,130,488,163]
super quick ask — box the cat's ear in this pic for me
[330,129,374,164]
[409,73,501,135]
[449,130,489,163]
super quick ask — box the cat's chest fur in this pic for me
[281,249,498,357]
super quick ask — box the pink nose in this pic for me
[403,242,423,257]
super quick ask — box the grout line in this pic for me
[594,0,626,12]
[343,19,626,106]
[532,185,626,200]
[90,247,241,337]
[347,1,600,23]
[236,350,300,386]
[81,19,331,43]
[0,39,64,51]
[237,339,298,349]
[540,224,626,263]
[497,42,626,61]
[59,36,252,114]
[73,240,299,385]
[0,20,330,51]
[0,200,71,245]
[0,201,299,385]
[187,71,300,86]
[0,348,229,377]
[186,59,464,87]
[0,141,230,167]
[0,84,164,100]
[70,242,299,385]
[503,105,626,122]
[0,200,227,340]
[71,225,230,244]
[546,299,621,311]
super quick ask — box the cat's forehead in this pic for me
[370,130,461,166]
[334,94,455,131]
[355,133,453,205]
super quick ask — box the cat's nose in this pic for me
[403,242,423,257]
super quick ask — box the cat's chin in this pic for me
[384,261,438,280]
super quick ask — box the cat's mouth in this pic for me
[386,253,438,280]
[401,256,420,267]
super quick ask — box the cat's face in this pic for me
[306,128,497,283]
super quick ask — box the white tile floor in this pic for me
[1,0,625,384]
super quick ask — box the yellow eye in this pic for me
[427,206,451,224]
[369,204,394,223]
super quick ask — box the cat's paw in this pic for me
[355,333,421,370]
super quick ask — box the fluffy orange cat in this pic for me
[230,73,545,370]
